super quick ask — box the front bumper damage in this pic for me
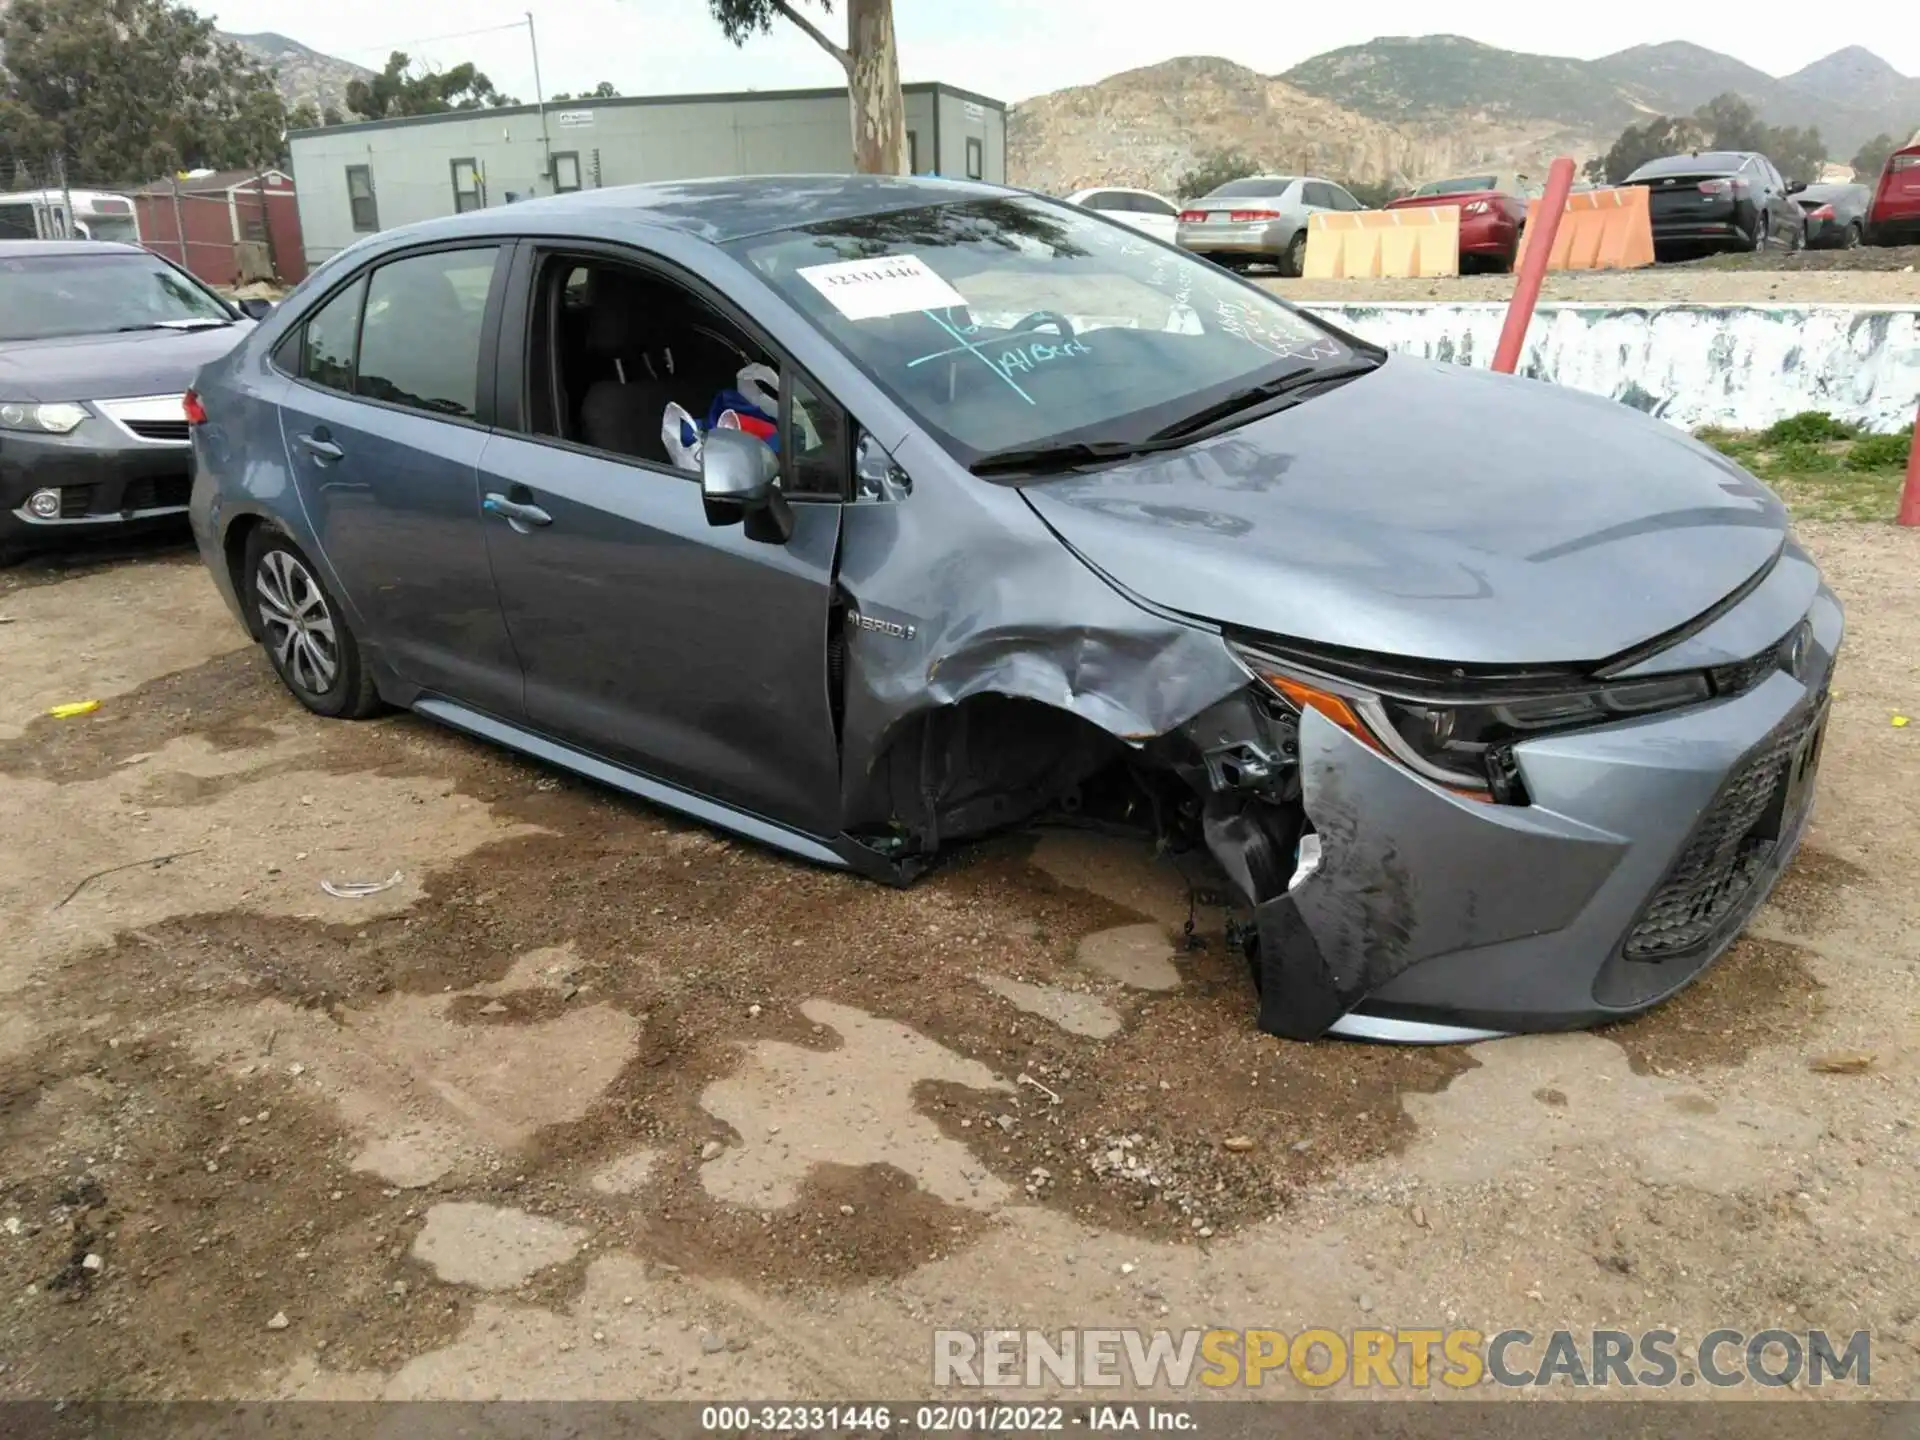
[1198,586,1842,1042]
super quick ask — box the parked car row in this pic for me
[1070,172,1546,275]
[1066,134,1920,275]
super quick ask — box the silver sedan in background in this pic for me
[1176,175,1367,276]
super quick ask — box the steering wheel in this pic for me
[1008,310,1076,341]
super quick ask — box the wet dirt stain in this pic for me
[0,1033,474,1398]
[1601,937,1826,1076]
[1766,846,1874,934]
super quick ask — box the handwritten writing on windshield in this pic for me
[995,337,1092,378]
[1213,298,1345,364]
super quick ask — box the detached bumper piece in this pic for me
[1250,708,1624,1041]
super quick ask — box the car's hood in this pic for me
[1018,356,1789,667]
[0,323,252,402]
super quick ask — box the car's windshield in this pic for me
[727,196,1352,467]
[1201,178,1294,200]
[1416,176,1498,195]
[0,251,232,342]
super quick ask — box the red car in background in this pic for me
[1867,140,1920,246]
[1385,173,1543,271]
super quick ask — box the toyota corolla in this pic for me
[186,176,1840,1043]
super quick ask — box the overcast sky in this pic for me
[202,0,1915,106]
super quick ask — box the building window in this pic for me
[551,151,582,193]
[965,136,984,181]
[346,166,378,232]
[906,130,919,174]
[451,158,484,213]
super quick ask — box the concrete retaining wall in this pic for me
[1300,303,1920,434]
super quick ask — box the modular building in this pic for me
[286,81,1007,268]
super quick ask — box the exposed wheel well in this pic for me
[222,513,267,640]
[846,694,1134,855]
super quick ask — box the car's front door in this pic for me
[474,246,845,839]
[275,243,526,719]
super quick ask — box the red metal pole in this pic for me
[1898,401,1920,527]
[1492,155,1576,376]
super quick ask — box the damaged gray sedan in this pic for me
[186,176,1840,1043]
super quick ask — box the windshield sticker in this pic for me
[798,254,968,321]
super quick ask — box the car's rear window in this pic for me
[727,196,1352,469]
[1200,178,1295,200]
[1415,176,1498,195]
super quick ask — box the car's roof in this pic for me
[1631,151,1754,176]
[0,239,149,258]
[1069,185,1169,198]
[392,174,1015,248]
[1801,183,1866,198]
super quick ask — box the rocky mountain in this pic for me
[1006,55,1596,199]
[1785,45,1920,144]
[224,30,371,117]
[1282,34,1649,131]
[1280,35,1916,159]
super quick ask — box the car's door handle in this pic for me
[296,432,343,461]
[482,492,552,528]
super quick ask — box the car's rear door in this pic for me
[472,241,845,839]
[274,242,525,719]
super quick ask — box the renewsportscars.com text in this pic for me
[933,1327,1871,1390]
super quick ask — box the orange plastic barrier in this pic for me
[1302,207,1461,280]
[1512,185,1656,272]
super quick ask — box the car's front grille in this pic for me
[125,419,191,443]
[120,475,192,512]
[1622,707,1818,961]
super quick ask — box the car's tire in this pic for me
[1281,230,1307,278]
[1846,220,1864,249]
[1752,213,1770,252]
[242,527,382,720]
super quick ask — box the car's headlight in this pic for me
[0,402,89,434]
[1232,642,1715,803]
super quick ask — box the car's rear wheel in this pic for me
[1845,220,1864,248]
[1752,213,1771,251]
[243,527,381,720]
[1281,231,1307,278]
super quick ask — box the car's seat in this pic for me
[578,272,678,464]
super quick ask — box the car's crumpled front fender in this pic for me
[1253,707,1628,1040]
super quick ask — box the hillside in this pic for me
[1281,34,1650,130]
[224,31,371,116]
[1007,55,1611,198]
[1282,35,1915,158]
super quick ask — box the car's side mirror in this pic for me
[1786,180,1807,195]
[235,297,275,320]
[700,427,791,543]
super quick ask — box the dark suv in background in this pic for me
[1623,151,1808,257]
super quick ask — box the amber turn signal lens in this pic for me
[1261,675,1381,753]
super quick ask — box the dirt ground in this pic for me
[1,522,1918,1402]
[1265,243,1920,303]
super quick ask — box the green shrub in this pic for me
[1844,431,1913,472]
[1760,411,1857,445]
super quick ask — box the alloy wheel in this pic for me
[255,548,339,695]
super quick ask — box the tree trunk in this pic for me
[844,0,906,175]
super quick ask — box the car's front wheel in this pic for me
[243,527,382,719]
